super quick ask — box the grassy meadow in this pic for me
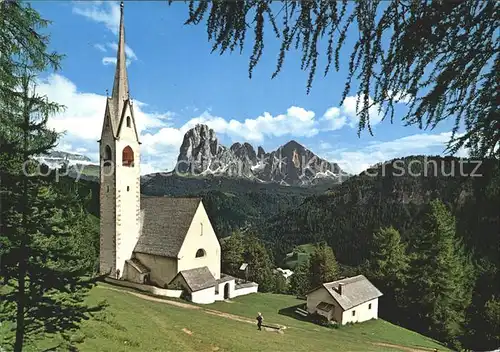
[4,283,451,352]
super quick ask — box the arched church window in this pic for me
[126,116,131,127]
[103,145,112,167]
[122,146,134,167]
[195,249,206,258]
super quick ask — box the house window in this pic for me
[122,146,134,167]
[126,116,131,127]
[195,249,206,258]
[368,303,372,309]
[352,310,355,316]
[200,222,203,236]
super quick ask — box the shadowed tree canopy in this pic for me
[179,0,499,158]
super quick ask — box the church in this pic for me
[98,2,257,304]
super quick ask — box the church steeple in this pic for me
[111,1,129,117]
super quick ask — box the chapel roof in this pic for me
[134,196,202,258]
[173,266,217,292]
[309,275,383,311]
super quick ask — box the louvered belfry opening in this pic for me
[104,145,112,166]
[122,146,134,167]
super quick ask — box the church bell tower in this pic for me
[99,1,141,278]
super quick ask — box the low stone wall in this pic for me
[104,277,182,298]
[232,283,259,298]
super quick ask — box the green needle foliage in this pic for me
[180,0,499,158]
[0,2,103,351]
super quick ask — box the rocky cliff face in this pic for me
[174,124,347,186]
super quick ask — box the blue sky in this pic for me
[33,1,466,175]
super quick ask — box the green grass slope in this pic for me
[24,284,449,352]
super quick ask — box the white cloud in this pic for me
[386,89,412,104]
[320,94,385,132]
[41,74,466,175]
[39,73,168,140]
[322,132,469,175]
[106,42,137,60]
[94,43,107,52]
[102,57,132,66]
[183,107,319,143]
[73,2,121,35]
[73,2,138,66]
[102,57,116,65]
[319,141,333,150]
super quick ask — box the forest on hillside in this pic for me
[250,156,500,350]
[71,155,500,350]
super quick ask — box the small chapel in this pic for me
[98,2,257,304]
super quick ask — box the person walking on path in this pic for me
[256,312,263,330]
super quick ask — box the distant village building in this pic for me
[306,275,382,325]
[98,2,257,304]
[273,267,294,280]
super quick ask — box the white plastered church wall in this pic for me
[177,202,221,280]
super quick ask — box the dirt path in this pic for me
[102,286,201,309]
[373,342,439,352]
[100,285,284,331]
[100,285,439,349]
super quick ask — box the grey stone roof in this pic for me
[217,274,236,284]
[174,266,216,292]
[134,196,201,258]
[126,258,150,274]
[318,275,383,311]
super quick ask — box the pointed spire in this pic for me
[111,1,129,115]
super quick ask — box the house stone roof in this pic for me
[172,266,217,292]
[310,275,383,311]
[134,196,201,258]
[126,258,150,274]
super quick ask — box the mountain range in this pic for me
[38,124,350,187]
[174,124,348,186]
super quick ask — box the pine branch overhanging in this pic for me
[181,0,500,158]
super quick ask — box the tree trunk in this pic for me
[14,175,28,352]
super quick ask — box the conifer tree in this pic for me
[243,234,275,292]
[0,2,101,350]
[368,226,410,323]
[408,200,474,346]
[221,230,245,277]
[288,260,311,298]
[309,242,339,288]
[483,297,500,347]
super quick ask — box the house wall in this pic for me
[191,286,216,304]
[341,298,379,325]
[306,287,343,323]
[214,280,236,301]
[177,202,221,279]
[134,253,177,288]
[169,274,216,304]
[124,261,141,283]
[232,284,258,298]
[114,102,141,278]
[104,277,182,298]
[316,308,333,321]
[99,106,117,277]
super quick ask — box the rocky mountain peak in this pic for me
[174,124,345,186]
